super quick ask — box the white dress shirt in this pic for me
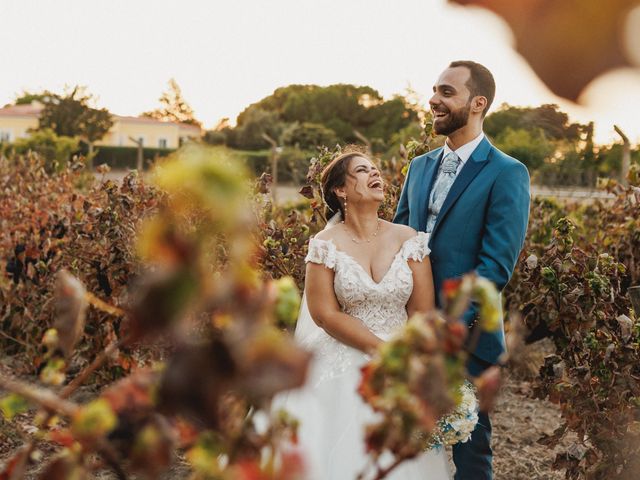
[441,131,485,178]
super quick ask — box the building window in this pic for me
[158,138,167,149]
[0,130,12,142]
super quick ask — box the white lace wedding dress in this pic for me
[277,232,451,480]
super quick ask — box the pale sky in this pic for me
[1,0,639,144]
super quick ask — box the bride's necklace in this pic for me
[341,219,381,244]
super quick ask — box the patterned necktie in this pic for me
[426,151,461,233]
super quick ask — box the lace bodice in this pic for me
[302,232,430,382]
[306,232,431,336]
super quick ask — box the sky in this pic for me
[1,0,639,144]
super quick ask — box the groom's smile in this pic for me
[430,66,475,137]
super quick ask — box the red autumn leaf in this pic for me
[48,428,76,447]
[279,449,307,480]
[173,417,200,448]
[0,447,29,480]
[357,363,378,402]
[101,368,159,414]
[232,460,265,480]
[444,321,468,353]
[233,327,312,399]
[441,278,462,301]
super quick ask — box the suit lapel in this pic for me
[417,149,443,231]
[431,138,493,236]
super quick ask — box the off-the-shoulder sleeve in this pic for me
[305,237,338,269]
[401,232,431,262]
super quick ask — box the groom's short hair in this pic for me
[449,60,495,116]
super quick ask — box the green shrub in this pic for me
[11,128,79,171]
[89,145,174,170]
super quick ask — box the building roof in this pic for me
[0,102,201,134]
[0,103,43,117]
[114,115,177,126]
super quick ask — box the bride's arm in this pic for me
[407,257,436,317]
[305,262,383,354]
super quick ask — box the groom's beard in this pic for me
[433,102,471,136]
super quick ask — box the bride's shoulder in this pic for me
[306,226,342,268]
[312,224,342,243]
[384,222,418,243]
[383,222,430,260]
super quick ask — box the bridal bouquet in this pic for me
[423,381,478,449]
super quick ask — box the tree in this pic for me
[493,127,554,171]
[13,128,79,170]
[485,104,584,143]
[281,122,337,150]
[143,79,201,127]
[38,86,113,168]
[231,108,284,150]
[234,84,418,149]
[13,91,47,105]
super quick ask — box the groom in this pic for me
[394,61,530,479]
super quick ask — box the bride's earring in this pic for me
[343,195,348,221]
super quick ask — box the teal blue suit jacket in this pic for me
[393,137,530,364]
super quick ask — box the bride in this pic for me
[279,151,451,479]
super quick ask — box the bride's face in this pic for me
[340,156,384,204]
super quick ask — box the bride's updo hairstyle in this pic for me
[320,149,370,219]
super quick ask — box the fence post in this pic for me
[128,137,144,172]
[262,133,279,204]
[614,125,631,186]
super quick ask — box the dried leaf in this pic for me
[54,270,88,358]
[38,451,87,480]
[157,339,236,429]
[298,185,314,200]
[129,418,175,475]
[234,326,312,399]
[616,314,634,341]
[474,366,502,412]
[125,267,199,342]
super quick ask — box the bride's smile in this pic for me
[342,157,385,204]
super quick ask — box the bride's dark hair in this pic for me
[320,149,371,220]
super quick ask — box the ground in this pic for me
[492,373,570,480]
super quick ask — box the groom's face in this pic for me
[430,66,473,136]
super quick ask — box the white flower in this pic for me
[425,381,479,450]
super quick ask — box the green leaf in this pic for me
[71,398,117,439]
[0,394,30,420]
